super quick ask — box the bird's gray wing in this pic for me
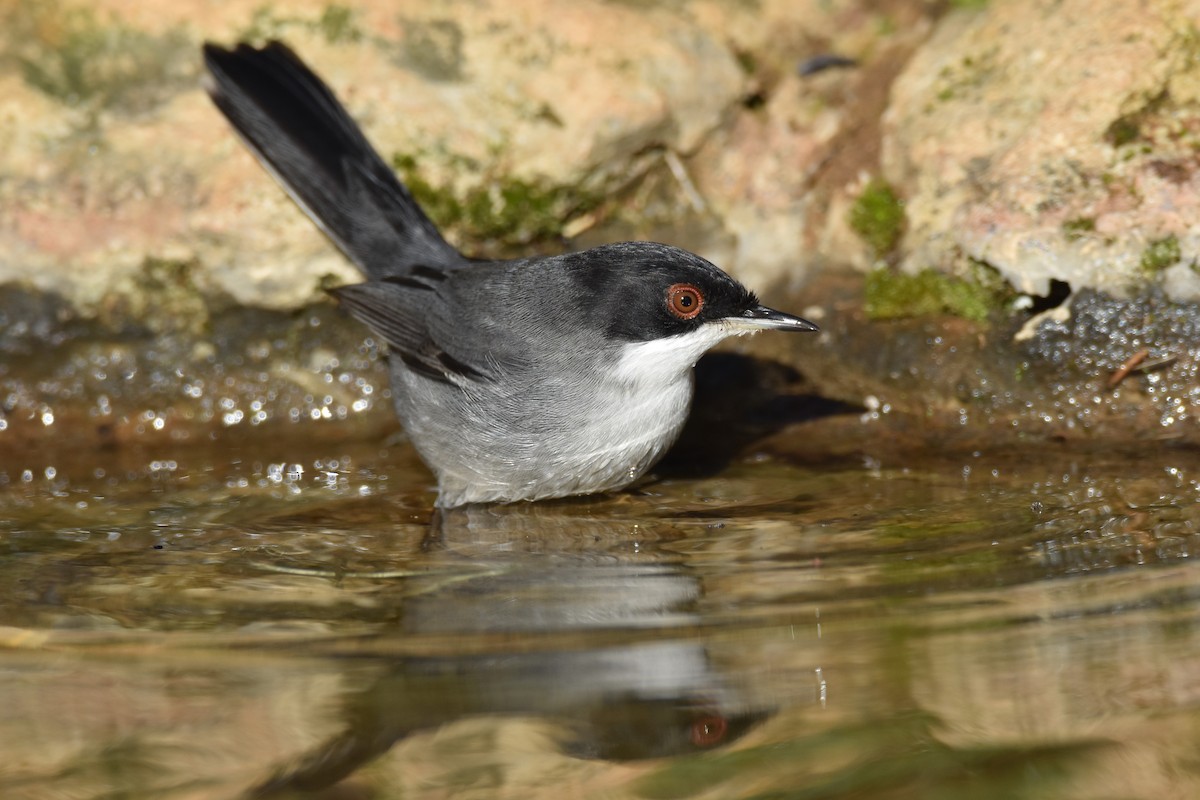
[331,273,503,386]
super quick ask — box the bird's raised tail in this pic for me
[202,41,465,278]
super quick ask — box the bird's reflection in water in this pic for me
[402,502,701,632]
[250,503,772,797]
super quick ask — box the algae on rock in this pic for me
[865,259,1013,322]
[849,179,906,260]
[391,153,605,251]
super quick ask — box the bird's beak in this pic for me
[726,305,820,332]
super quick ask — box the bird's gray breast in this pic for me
[390,343,696,506]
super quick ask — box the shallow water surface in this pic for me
[3,436,1200,799]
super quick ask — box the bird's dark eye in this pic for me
[666,283,704,320]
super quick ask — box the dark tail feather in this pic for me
[202,41,464,277]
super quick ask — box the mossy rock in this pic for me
[1140,235,1181,275]
[12,2,192,112]
[392,153,604,249]
[865,262,1012,323]
[849,179,906,259]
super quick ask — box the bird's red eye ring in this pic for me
[690,714,729,747]
[666,283,704,320]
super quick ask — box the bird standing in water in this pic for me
[203,41,818,508]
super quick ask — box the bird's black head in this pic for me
[559,242,767,342]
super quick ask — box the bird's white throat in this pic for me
[613,321,755,386]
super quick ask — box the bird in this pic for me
[202,41,818,508]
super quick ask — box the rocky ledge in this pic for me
[1,0,1198,458]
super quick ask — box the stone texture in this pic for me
[764,271,1200,449]
[687,0,933,290]
[0,0,748,311]
[5,0,1200,453]
[882,0,1200,300]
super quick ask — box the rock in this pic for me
[0,0,746,312]
[763,271,1200,451]
[882,0,1200,300]
[7,0,1197,453]
[0,288,399,451]
[687,0,934,291]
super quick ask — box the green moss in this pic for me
[14,5,191,111]
[317,5,362,43]
[100,257,211,337]
[865,262,1012,323]
[1105,117,1140,147]
[966,257,1016,302]
[399,18,465,82]
[949,0,989,7]
[1061,216,1096,241]
[391,153,604,247]
[239,4,362,44]
[849,179,906,258]
[1105,90,1168,148]
[239,6,288,41]
[532,103,565,128]
[1140,234,1181,274]
[733,49,757,76]
[932,47,999,104]
[391,153,466,233]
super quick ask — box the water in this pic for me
[2,433,1200,799]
